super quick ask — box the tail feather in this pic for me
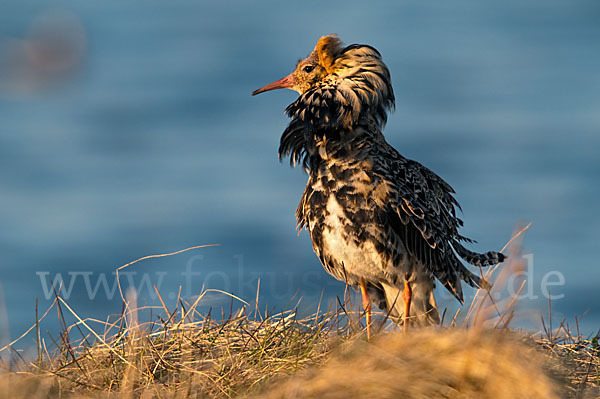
[452,240,506,267]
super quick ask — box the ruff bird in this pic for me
[252,35,505,336]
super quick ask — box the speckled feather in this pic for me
[275,35,504,323]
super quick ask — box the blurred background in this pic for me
[1,0,599,346]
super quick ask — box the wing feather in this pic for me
[383,153,505,301]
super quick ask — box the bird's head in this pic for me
[252,35,341,96]
[252,35,394,130]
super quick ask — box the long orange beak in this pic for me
[252,73,294,96]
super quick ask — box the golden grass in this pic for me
[1,294,598,399]
[0,284,348,399]
[252,329,563,399]
[0,230,598,398]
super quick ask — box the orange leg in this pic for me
[403,280,412,333]
[359,279,372,340]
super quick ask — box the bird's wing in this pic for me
[382,153,504,302]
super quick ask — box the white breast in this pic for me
[319,195,390,283]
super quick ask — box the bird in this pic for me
[252,35,505,337]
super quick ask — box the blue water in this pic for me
[1,0,599,349]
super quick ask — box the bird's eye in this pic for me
[303,65,315,73]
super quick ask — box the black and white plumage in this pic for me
[253,35,505,328]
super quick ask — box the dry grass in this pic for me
[0,232,598,398]
[1,293,597,399]
[536,325,600,398]
[252,329,563,399]
[0,287,343,398]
